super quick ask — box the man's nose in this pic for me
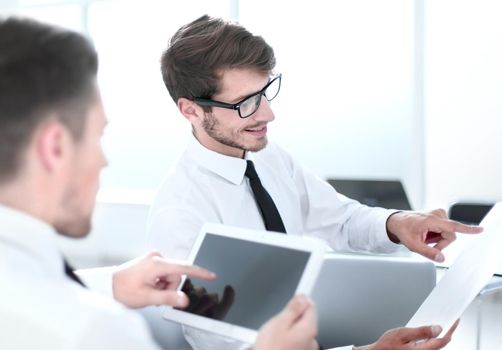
[251,96,275,122]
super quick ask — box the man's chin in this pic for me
[54,220,92,239]
[246,138,268,153]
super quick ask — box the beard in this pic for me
[201,112,268,153]
[53,183,93,239]
[54,211,92,239]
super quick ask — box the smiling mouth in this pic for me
[244,125,268,137]
[245,124,267,132]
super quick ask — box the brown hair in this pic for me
[160,15,275,104]
[0,17,98,183]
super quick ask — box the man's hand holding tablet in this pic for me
[163,223,326,344]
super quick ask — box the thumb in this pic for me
[146,290,189,308]
[146,250,162,258]
[276,295,311,327]
[402,325,442,342]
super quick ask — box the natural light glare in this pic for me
[425,0,502,208]
[2,0,424,207]
[88,0,232,191]
[239,0,417,202]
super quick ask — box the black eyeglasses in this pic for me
[194,74,282,119]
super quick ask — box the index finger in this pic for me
[153,258,216,280]
[170,264,216,280]
[430,218,483,235]
[451,221,483,234]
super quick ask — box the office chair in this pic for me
[326,178,412,210]
[448,202,494,225]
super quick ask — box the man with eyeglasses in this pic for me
[0,16,323,350]
[147,15,477,350]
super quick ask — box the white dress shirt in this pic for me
[146,137,400,350]
[147,137,399,259]
[0,205,160,350]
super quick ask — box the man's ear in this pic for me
[35,120,71,173]
[178,97,205,124]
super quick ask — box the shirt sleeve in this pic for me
[75,306,160,350]
[282,147,402,254]
[146,207,206,260]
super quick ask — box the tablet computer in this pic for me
[162,223,326,344]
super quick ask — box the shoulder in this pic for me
[0,279,155,349]
[74,293,156,349]
[151,154,208,209]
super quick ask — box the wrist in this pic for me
[386,211,402,244]
[111,266,129,304]
[111,269,120,301]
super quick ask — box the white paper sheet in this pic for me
[407,202,502,337]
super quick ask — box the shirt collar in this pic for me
[187,135,259,185]
[0,204,64,278]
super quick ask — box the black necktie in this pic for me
[245,160,286,233]
[63,258,86,287]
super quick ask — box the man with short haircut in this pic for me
[148,15,473,350]
[0,17,320,350]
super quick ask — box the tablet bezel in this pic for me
[162,223,326,344]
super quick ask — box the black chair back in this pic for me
[448,202,494,225]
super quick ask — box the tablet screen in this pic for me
[177,232,311,330]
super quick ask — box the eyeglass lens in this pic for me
[239,77,281,118]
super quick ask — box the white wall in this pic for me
[3,1,502,266]
[424,0,502,209]
[1,0,423,208]
[240,0,421,208]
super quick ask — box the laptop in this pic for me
[312,253,435,348]
[327,178,412,210]
[162,223,326,344]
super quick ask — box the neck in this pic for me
[192,130,245,158]
[0,178,54,225]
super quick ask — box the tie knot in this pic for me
[245,160,259,180]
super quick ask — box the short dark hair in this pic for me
[160,15,276,105]
[0,17,98,183]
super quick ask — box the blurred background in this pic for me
[1,1,502,348]
[1,0,501,266]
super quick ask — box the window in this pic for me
[87,0,231,193]
[2,0,421,207]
